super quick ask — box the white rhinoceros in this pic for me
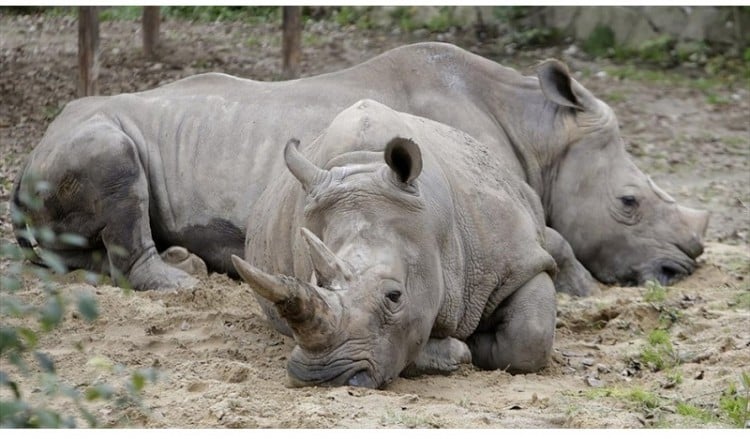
[231,99,557,387]
[11,42,708,295]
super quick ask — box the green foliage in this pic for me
[640,329,678,372]
[638,35,676,65]
[583,25,615,57]
[492,6,532,23]
[643,280,667,303]
[425,7,461,33]
[163,6,278,23]
[1,181,154,428]
[719,372,750,428]
[733,291,750,310]
[676,401,714,423]
[99,6,142,21]
[512,28,561,48]
[334,6,375,29]
[585,386,665,411]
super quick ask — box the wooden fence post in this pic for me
[77,6,99,97]
[282,6,302,79]
[142,6,160,60]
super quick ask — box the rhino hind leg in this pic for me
[24,120,198,291]
[545,227,600,297]
[467,272,556,373]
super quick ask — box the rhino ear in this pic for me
[384,137,422,185]
[537,59,585,111]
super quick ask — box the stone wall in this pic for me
[367,6,748,51]
[536,6,748,49]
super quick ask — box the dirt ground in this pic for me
[1,13,748,428]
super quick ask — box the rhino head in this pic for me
[232,137,442,388]
[537,60,709,286]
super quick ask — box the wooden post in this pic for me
[282,6,302,79]
[142,6,160,60]
[77,6,99,97]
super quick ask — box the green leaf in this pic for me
[17,327,38,349]
[0,400,29,426]
[76,294,99,322]
[34,351,55,373]
[58,233,87,247]
[78,405,98,427]
[8,351,29,374]
[0,326,22,354]
[1,296,31,317]
[0,372,21,399]
[33,408,64,428]
[131,371,146,392]
[39,295,63,331]
[0,275,22,292]
[85,383,114,401]
[38,250,67,275]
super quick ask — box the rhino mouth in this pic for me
[286,354,382,388]
[621,256,696,287]
[649,258,694,286]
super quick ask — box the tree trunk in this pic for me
[77,6,99,97]
[142,6,160,60]
[282,6,302,79]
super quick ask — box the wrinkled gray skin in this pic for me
[11,42,708,295]
[231,99,557,388]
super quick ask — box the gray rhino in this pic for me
[11,42,708,295]
[231,99,557,387]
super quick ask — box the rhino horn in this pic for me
[231,254,338,351]
[284,138,330,193]
[300,227,353,289]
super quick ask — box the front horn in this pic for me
[284,138,330,193]
[300,227,353,290]
[231,255,339,351]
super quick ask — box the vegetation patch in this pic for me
[639,329,679,372]
[719,372,750,428]
[1,185,154,427]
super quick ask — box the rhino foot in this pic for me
[126,250,200,292]
[554,257,600,297]
[160,246,208,278]
[545,227,600,296]
[401,337,472,377]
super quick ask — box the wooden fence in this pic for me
[76,6,302,97]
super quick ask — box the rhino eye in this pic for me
[386,290,402,304]
[620,195,639,209]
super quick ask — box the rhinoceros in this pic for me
[11,42,708,294]
[230,99,557,387]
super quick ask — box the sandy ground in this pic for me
[1,12,749,428]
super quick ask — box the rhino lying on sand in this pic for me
[231,99,557,387]
[11,42,708,295]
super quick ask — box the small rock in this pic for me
[585,375,604,387]
[180,320,190,331]
[563,44,579,56]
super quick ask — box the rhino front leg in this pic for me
[467,272,556,373]
[400,337,472,377]
[545,227,599,297]
[64,123,199,291]
[96,149,199,291]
